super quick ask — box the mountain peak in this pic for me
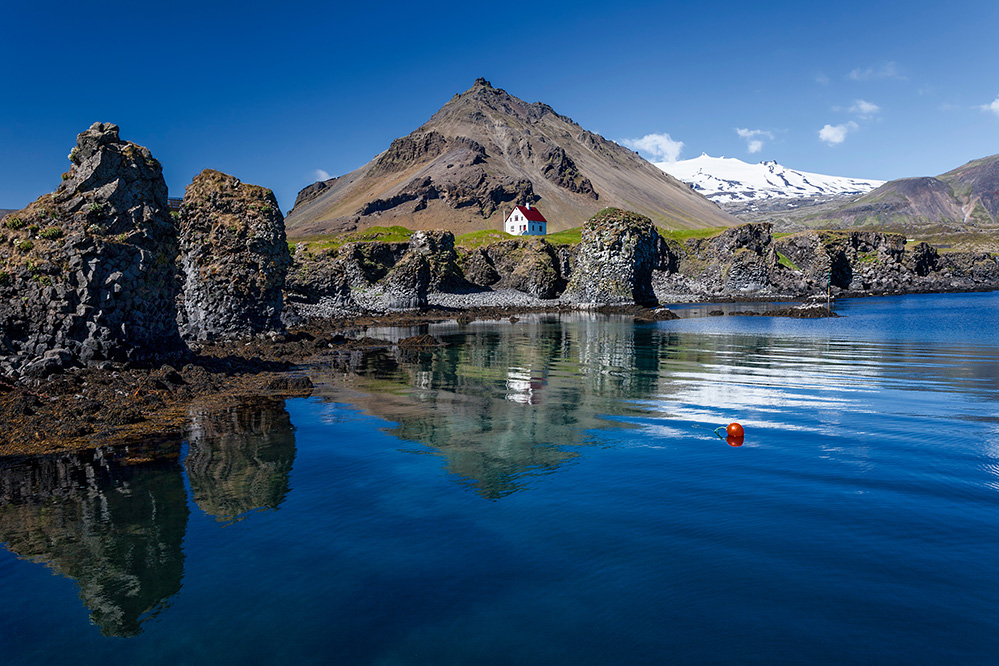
[285,81,737,237]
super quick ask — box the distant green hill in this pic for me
[803,154,999,251]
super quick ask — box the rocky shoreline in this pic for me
[2,123,997,456]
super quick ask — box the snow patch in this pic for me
[656,154,884,204]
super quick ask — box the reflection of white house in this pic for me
[504,203,547,236]
[505,368,546,405]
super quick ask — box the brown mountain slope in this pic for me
[805,154,999,247]
[285,78,736,238]
[938,154,999,222]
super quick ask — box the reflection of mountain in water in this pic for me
[313,315,668,498]
[0,446,188,637]
[184,398,296,523]
[317,312,999,498]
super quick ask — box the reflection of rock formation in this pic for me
[312,315,665,498]
[184,398,296,523]
[0,446,188,637]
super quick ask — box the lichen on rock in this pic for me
[0,122,184,377]
[177,169,292,342]
[561,208,661,305]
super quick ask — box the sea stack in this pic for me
[0,122,184,377]
[561,208,661,306]
[177,169,292,341]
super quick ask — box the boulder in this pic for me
[0,122,184,377]
[561,208,660,305]
[177,169,292,341]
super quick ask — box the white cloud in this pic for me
[735,128,774,154]
[848,99,880,118]
[979,95,999,117]
[848,61,905,81]
[622,133,685,163]
[313,169,331,181]
[815,72,830,85]
[818,121,859,145]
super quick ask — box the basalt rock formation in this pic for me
[177,169,292,341]
[654,223,782,297]
[286,235,435,311]
[0,124,306,380]
[561,208,663,305]
[653,222,999,300]
[288,211,999,315]
[408,229,466,291]
[483,237,564,299]
[285,78,736,238]
[0,122,184,378]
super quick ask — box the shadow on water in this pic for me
[0,396,297,637]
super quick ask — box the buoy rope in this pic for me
[713,426,728,439]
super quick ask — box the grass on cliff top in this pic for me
[290,222,735,254]
[656,226,727,242]
[544,227,583,245]
[292,226,414,253]
[455,229,515,248]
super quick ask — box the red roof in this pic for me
[514,205,547,223]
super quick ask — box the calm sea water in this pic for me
[2,292,998,664]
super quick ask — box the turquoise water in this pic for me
[2,292,999,664]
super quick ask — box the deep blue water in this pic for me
[2,292,999,664]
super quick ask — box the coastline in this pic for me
[3,285,989,458]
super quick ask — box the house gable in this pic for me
[504,204,547,236]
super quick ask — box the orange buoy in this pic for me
[726,435,744,447]
[726,422,745,438]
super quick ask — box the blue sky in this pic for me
[2,0,997,212]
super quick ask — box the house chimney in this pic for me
[526,202,531,209]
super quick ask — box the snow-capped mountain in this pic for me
[656,154,884,204]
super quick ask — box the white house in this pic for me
[504,203,547,236]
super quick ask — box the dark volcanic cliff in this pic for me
[288,212,999,311]
[285,78,736,238]
[178,169,291,342]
